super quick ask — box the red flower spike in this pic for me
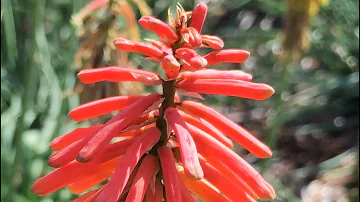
[33,2,276,201]
[72,187,103,202]
[204,49,251,66]
[138,16,178,40]
[189,3,208,33]
[201,35,224,50]
[50,125,103,151]
[78,66,161,86]
[68,95,144,121]
[178,110,233,149]
[161,54,180,79]
[125,155,159,202]
[186,123,276,199]
[179,69,253,82]
[198,156,257,202]
[176,79,275,100]
[157,146,182,202]
[180,100,272,158]
[114,38,164,58]
[145,177,163,202]
[93,127,161,202]
[181,27,202,48]
[177,169,229,202]
[77,93,161,162]
[32,157,120,196]
[164,108,204,180]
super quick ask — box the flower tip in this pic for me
[264,85,275,100]
[185,166,204,180]
[31,179,46,196]
[76,153,91,163]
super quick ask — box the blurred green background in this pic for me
[1,0,359,201]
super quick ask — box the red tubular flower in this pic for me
[33,2,276,201]
[164,107,203,180]
[161,54,180,79]
[49,125,103,151]
[179,100,272,158]
[204,49,251,66]
[114,38,164,58]
[138,16,178,41]
[198,155,257,202]
[77,93,161,162]
[177,109,233,149]
[178,169,229,202]
[189,3,208,33]
[144,177,163,202]
[157,146,182,202]
[68,95,144,121]
[176,79,275,100]
[201,35,224,50]
[181,27,202,48]
[185,123,275,199]
[77,66,161,86]
[94,127,161,202]
[175,48,208,70]
[179,69,253,82]
[125,155,159,202]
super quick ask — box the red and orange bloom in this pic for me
[32,2,276,202]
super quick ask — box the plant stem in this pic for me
[260,62,293,173]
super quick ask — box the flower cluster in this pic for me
[32,3,276,202]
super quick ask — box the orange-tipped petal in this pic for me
[165,108,203,180]
[199,156,257,202]
[201,35,224,50]
[178,110,233,149]
[176,79,275,100]
[177,169,228,202]
[94,127,161,202]
[77,66,161,86]
[145,178,163,202]
[189,3,208,33]
[77,94,161,162]
[204,49,250,66]
[179,69,253,82]
[139,16,178,40]
[114,38,163,57]
[180,100,272,158]
[157,146,182,202]
[185,123,275,199]
[68,96,144,121]
[32,158,120,196]
[125,155,159,202]
[50,125,103,151]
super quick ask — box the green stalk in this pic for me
[260,61,293,173]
